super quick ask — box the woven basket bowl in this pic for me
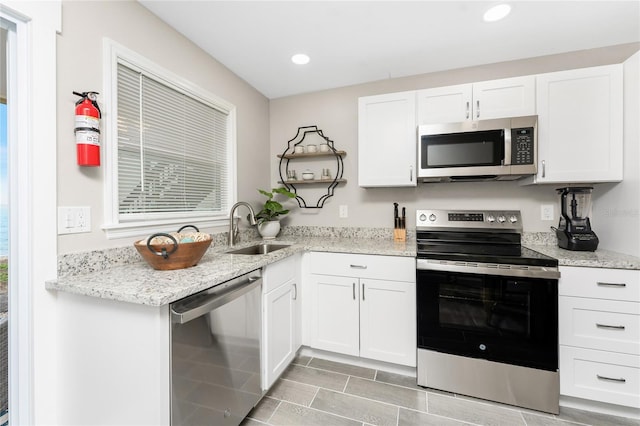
[135,237,212,271]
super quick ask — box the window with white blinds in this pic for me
[102,40,236,238]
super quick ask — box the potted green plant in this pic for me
[253,187,296,239]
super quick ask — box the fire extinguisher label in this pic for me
[75,115,100,129]
[75,130,100,146]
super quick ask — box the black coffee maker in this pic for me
[555,187,599,251]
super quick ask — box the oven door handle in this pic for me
[416,258,560,279]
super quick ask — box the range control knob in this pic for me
[486,215,495,223]
[509,215,518,223]
[419,214,427,222]
[498,215,506,223]
[429,214,437,222]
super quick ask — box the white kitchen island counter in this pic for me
[46,236,416,306]
[50,234,417,425]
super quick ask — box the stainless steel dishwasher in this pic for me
[170,269,264,426]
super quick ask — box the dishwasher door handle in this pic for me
[171,271,262,324]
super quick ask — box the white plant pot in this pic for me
[257,220,281,240]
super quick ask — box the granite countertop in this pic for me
[46,236,416,307]
[47,232,639,307]
[525,244,640,270]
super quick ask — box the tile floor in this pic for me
[241,355,639,426]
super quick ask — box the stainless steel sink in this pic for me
[226,243,291,255]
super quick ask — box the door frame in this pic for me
[0,2,60,424]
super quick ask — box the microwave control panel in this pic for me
[511,127,534,165]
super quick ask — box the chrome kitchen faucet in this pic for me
[228,201,258,246]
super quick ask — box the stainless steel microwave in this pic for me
[417,115,537,182]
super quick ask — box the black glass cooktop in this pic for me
[416,230,558,268]
[417,247,558,268]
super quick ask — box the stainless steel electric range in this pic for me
[415,209,561,414]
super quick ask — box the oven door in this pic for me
[416,267,558,371]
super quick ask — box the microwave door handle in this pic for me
[503,128,512,166]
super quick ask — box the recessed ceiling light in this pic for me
[291,53,310,65]
[483,4,511,22]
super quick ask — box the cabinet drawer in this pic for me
[559,267,640,302]
[309,252,415,282]
[560,346,640,408]
[263,255,297,293]
[559,296,640,355]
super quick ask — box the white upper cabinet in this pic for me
[524,64,623,184]
[416,84,472,124]
[416,76,536,125]
[358,91,417,187]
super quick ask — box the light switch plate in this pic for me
[339,205,348,218]
[58,206,91,234]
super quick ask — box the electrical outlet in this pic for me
[541,204,554,221]
[58,206,91,234]
[339,205,348,218]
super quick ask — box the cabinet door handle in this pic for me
[465,101,470,119]
[350,264,367,269]
[292,283,297,300]
[541,160,546,178]
[597,282,626,288]
[476,100,480,118]
[597,374,626,383]
[596,323,625,330]
[362,283,365,301]
[352,282,356,300]
[409,166,413,182]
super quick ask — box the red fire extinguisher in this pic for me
[73,91,101,167]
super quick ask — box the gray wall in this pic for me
[54,2,639,257]
[56,0,270,254]
[270,43,640,255]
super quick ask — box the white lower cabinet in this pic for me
[308,252,416,367]
[560,346,640,408]
[263,254,301,389]
[359,277,416,365]
[559,266,640,409]
[311,274,361,356]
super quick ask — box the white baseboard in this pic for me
[298,346,416,377]
[560,395,640,420]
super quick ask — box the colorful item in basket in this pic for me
[147,231,210,245]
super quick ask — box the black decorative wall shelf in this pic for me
[278,125,346,209]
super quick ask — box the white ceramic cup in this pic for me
[319,143,329,152]
[306,144,317,153]
[294,145,305,154]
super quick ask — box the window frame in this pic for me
[101,39,237,239]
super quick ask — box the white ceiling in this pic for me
[139,1,640,99]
